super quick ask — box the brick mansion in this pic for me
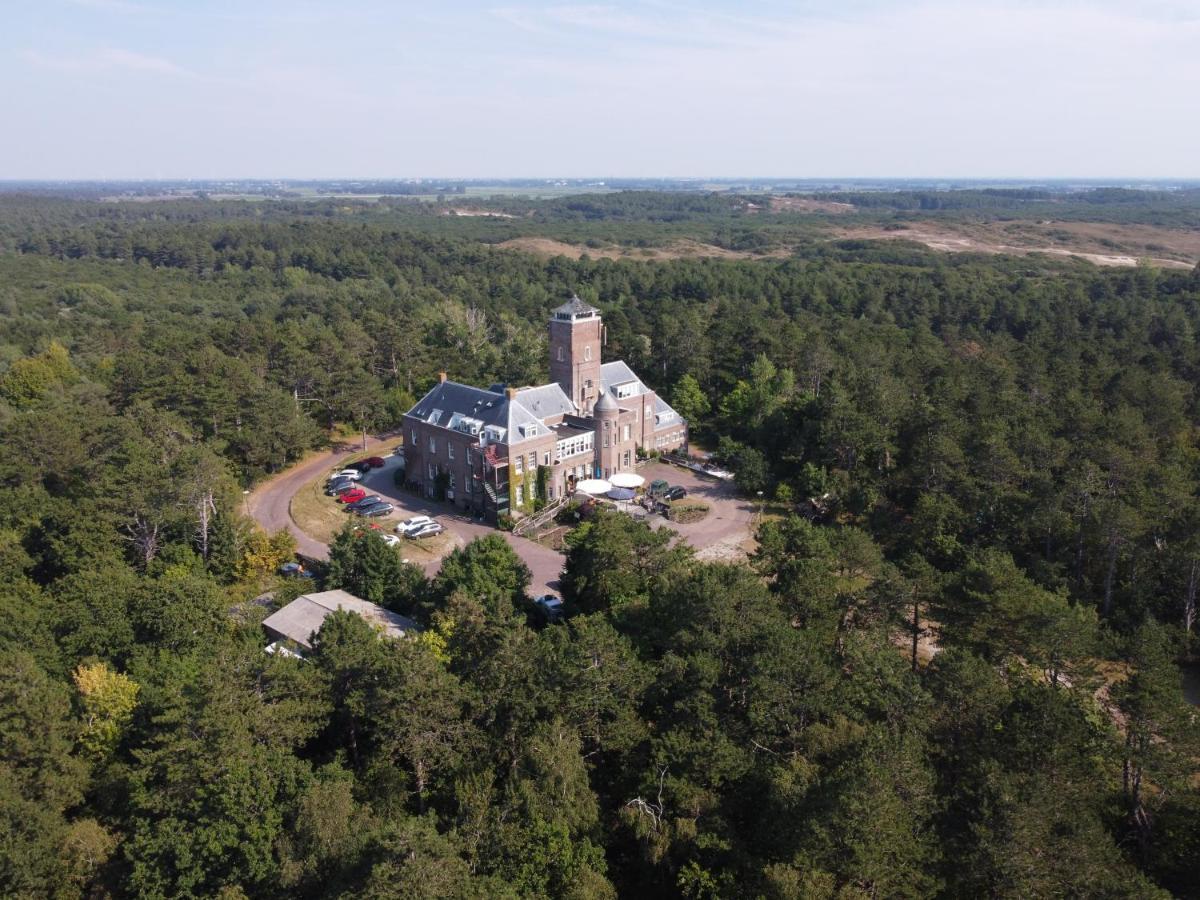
[402,296,688,521]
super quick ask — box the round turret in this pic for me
[594,391,618,415]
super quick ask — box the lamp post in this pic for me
[756,490,764,530]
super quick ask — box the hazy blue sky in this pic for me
[2,0,1196,178]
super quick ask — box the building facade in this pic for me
[402,296,687,521]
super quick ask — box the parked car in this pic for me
[381,534,402,547]
[396,515,436,535]
[364,456,386,468]
[406,522,445,539]
[649,479,670,496]
[333,469,363,481]
[327,482,359,497]
[338,487,367,504]
[664,486,688,501]
[533,594,564,623]
[348,460,374,473]
[358,502,395,517]
[279,561,315,579]
[347,494,383,511]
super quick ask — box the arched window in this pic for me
[584,345,592,361]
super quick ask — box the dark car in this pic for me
[407,522,445,539]
[649,479,670,497]
[358,503,395,517]
[279,561,315,579]
[664,486,688,501]
[348,460,374,473]
[346,494,383,511]
[364,456,386,468]
[327,481,358,497]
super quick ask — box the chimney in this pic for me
[506,387,517,400]
[438,371,448,383]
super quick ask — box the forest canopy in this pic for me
[1,191,1199,898]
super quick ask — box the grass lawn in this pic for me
[289,475,370,546]
[289,464,459,563]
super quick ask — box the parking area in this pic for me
[251,442,756,599]
[354,459,566,597]
[633,461,758,560]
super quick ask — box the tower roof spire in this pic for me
[551,294,600,321]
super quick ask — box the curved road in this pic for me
[245,437,566,595]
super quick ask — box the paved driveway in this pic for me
[246,446,750,597]
[357,461,566,597]
[635,461,759,560]
[247,439,565,597]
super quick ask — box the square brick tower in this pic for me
[549,295,603,413]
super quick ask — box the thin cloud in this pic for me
[66,0,150,13]
[22,47,189,76]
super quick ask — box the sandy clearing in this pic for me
[769,195,856,215]
[494,236,788,261]
[837,221,1198,269]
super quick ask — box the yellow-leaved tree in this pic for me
[73,662,140,760]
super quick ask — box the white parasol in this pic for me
[609,472,645,489]
[575,478,613,495]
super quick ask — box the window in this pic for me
[528,452,536,469]
[623,450,631,467]
[556,345,564,362]
[515,484,524,505]
[584,345,592,361]
[448,443,455,460]
[514,455,523,474]
[622,425,630,441]
[429,437,436,453]
[646,404,653,417]
[529,481,537,500]
[448,473,456,491]
[544,452,550,466]
[411,428,417,444]
[428,463,436,480]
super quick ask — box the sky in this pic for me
[1,0,1197,179]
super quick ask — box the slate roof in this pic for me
[406,380,541,439]
[552,295,600,319]
[599,361,684,427]
[262,590,419,650]
[516,383,577,419]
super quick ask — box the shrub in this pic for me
[666,501,709,524]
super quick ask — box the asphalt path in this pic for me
[245,437,566,596]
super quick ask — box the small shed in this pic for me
[262,589,419,652]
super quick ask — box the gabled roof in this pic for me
[516,383,577,419]
[599,360,685,426]
[405,380,541,440]
[262,590,419,650]
[599,360,641,394]
[552,295,600,320]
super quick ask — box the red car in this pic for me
[365,456,386,468]
[338,487,367,504]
